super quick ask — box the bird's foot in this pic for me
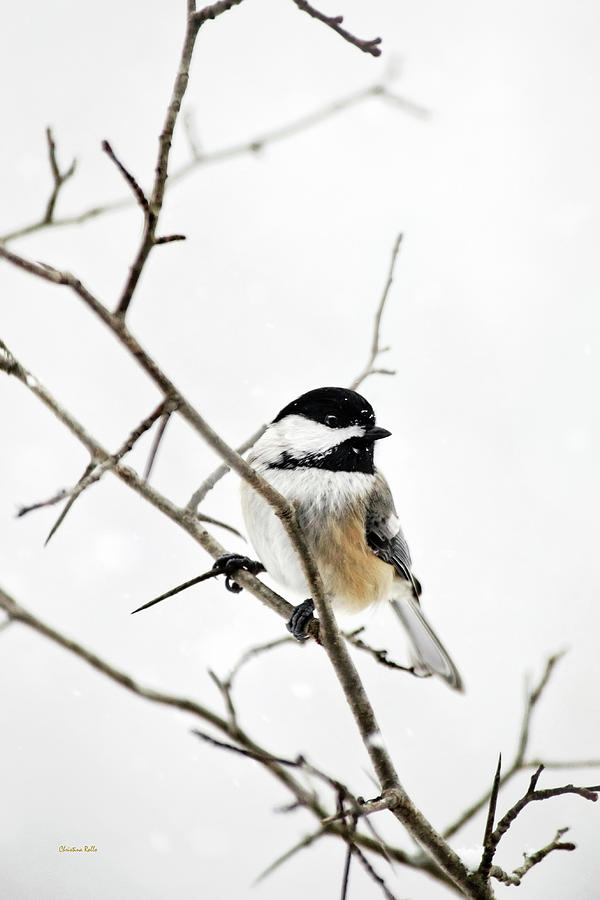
[287,598,315,641]
[213,554,265,593]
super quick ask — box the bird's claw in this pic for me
[287,598,315,641]
[213,553,265,593]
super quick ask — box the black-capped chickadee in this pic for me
[241,386,463,692]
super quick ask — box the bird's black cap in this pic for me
[273,387,376,430]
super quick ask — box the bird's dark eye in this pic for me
[324,415,338,428]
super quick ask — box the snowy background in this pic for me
[1,1,599,897]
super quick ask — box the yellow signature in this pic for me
[58,846,98,853]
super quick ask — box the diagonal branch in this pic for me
[0,262,479,897]
[115,0,246,318]
[292,0,382,57]
[101,140,149,212]
[0,583,430,881]
[186,424,267,512]
[0,338,294,622]
[44,398,174,544]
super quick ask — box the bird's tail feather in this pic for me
[390,593,464,692]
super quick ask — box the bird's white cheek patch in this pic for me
[270,416,364,457]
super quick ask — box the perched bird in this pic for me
[239,386,463,692]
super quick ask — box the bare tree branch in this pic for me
[1,339,295,621]
[0,250,487,898]
[292,0,382,57]
[114,0,247,318]
[442,652,600,841]
[2,2,593,889]
[350,233,402,390]
[476,764,598,884]
[345,627,429,678]
[186,424,267,512]
[101,140,149,212]
[17,488,69,518]
[254,827,329,884]
[187,231,405,518]
[0,83,425,245]
[489,827,575,887]
[44,398,173,545]
[43,127,77,224]
[0,582,432,885]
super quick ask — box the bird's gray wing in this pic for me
[365,474,463,691]
[365,475,421,596]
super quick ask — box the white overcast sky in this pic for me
[1,1,599,898]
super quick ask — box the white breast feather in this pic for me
[241,460,375,597]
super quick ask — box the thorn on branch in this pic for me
[143,410,172,481]
[477,763,599,884]
[292,0,382,57]
[482,755,502,849]
[130,555,265,615]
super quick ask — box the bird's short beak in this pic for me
[363,426,392,441]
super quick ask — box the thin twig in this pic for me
[0,338,295,622]
[489,827,575,887]
[45,398,171,544]
[43,127,76,224]
[187,231,403,514]
[143,409,172,481]
[115,0,247,318]
[17,488,69,518]
[442,652,596,841]
[101,140,149,212]
[477,765,599,882]
[208,669,238,730]
[154,233,186,244]
[224,635,296,689]
[44,461,97,545]
[352,845,400,900]
[0,83,424,244]
[0,254,481,898]
[0,584,443,886]
[345,627,429,677]
[254,827,328,884]
[194,511,245,538]
[482,755,502,850]
[187,424,267,512]
[340,819,355,900]
[292,0,382,56]
[350,233,402,390]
